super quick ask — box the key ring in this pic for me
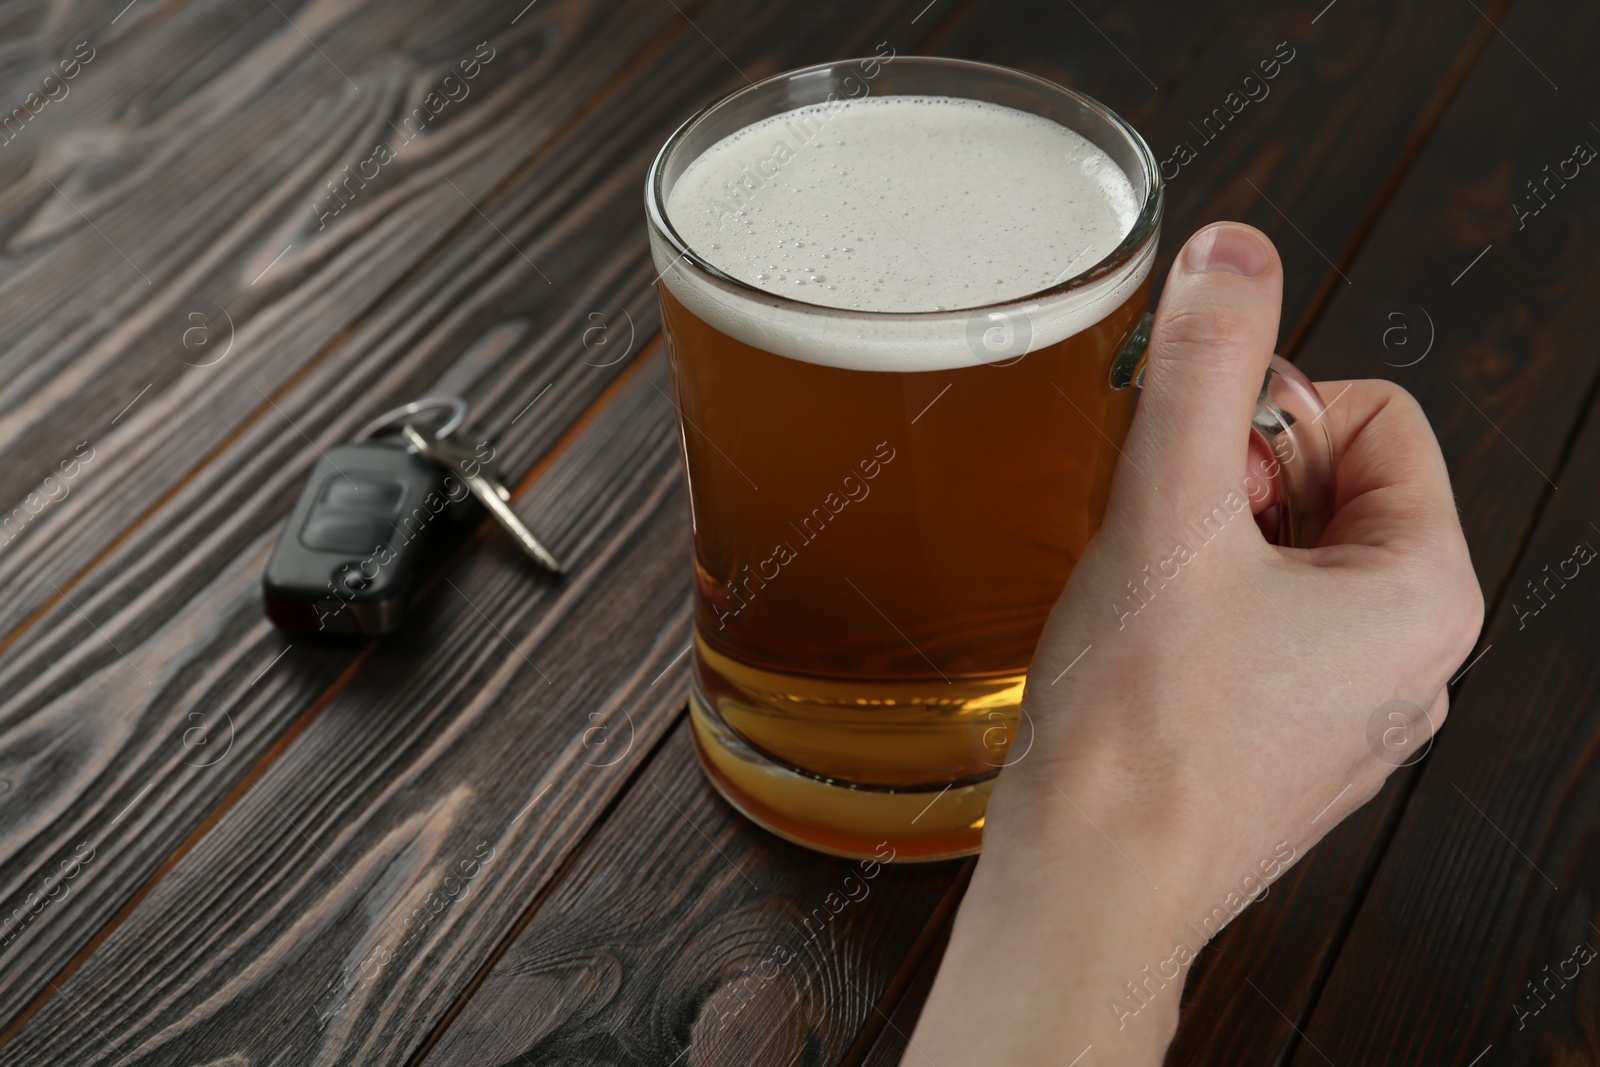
[355,396,469,444]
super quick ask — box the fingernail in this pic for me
[1184,225,1271,277]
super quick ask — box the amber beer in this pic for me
[647,59,1162,860]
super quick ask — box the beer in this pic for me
[649,73,1159,860]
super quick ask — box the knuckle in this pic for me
[1373,379,1426,419]
[1153,295,1255,358]
[1373,542,1482,681]
[1423,549,1483,665]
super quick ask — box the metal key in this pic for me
[401,424,566,574]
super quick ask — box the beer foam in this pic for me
[655,95,1154,372]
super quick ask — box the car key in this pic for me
[401,424,565,574]
[262,396,497,636]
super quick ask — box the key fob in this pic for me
[263,440,477,636]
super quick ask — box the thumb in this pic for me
[1122,222,1283,511]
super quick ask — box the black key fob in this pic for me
[263,440,475,636]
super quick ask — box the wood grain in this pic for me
[1293,444,1600,1067]
[0,0,1593,1063]
[1278,0,1600,1059]
[0,0,699,1031]
[0,0,682,636]
[1160,0,1600,1059]
[0,352,696,1066]
[1282,421,1600,1063]
[855,905,961,1067]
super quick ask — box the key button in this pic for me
[301,513,387,554]
[320,475,404,514]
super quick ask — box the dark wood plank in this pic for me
[1274,0,1600,1060]
[922,0,1232,120]
[0,0,700,1031]
[0,0,957,1056]
[418,720,968,1067]
[0,354,695,1065]
[855,908,961,1067]
[1167,0,1600,1061]
[1288,406,1600,1061]
[0,0,682,637]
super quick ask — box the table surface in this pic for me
[0,0,1595,1063]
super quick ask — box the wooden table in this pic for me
[0,0,1594,1063]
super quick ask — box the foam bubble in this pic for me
[655,95,1153,372]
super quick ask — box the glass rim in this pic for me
[644,55,1164,320]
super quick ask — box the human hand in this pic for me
[905,222,1483,1066]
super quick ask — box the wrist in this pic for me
[987,670,1297,920]
[984,739,1303,978]
[911,814,1195,1065]
[984,727,1217,912]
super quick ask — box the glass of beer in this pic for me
[646,57,1334,862]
